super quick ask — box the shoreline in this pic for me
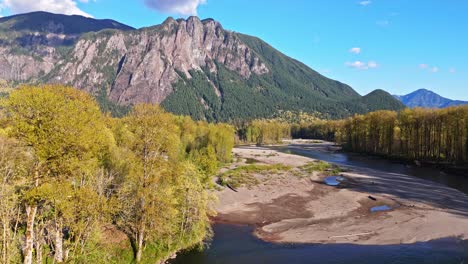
[213,141,468,245]
[286,139,468,175]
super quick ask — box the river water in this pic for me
[172,143,468,264]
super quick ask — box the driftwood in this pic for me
[329,232,374,239]
[226,184,238,192]
[368,195,377,201]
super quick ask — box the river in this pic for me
[171,143,468,264]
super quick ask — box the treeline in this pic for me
[0,85,234,263]
[237,119,291,145]
[291,107,468,164]
[236,111,334,145]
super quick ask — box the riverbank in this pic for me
[213,141,468,245]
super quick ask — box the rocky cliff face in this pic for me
[51,17,269,105]
[1,14,269,105]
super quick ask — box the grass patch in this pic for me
[219,164,292,188]
[245,158,260,164]
[300,161,342,175]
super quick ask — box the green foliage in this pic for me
[219,164,292,188]
[7,85,109,177]
[175,116,235,179]
[238,119,291,145]
[300,161,332,172]
[299,161,342,175]
[293,106,468,164]
[0,136,32,264]
[0,11,134,35]
[291,119,343,141]
[0,85,235,263]
[96,87,132,117]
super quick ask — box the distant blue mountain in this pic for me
[394,89,468,108]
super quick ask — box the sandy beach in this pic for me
[214,141,468,245]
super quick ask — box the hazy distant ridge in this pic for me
[394,89,468,108]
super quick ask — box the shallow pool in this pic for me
[371,205,393,212]
[324,175,346,186]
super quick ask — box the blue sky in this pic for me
[1,0,467,100]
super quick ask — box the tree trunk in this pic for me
[35,242,42,264]
[136,229,144,263]
[35,225,43,264]
[2,220,7,264]
[54,224,64,263]
[23,205,37,264]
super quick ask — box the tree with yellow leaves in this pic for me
[114,104,181,262]
[7,85,109,263]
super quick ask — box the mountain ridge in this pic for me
[0,11,405,120]
[394,89,468,108]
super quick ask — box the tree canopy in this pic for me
[0,85,234,263]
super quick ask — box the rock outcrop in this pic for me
[0,13,269,105]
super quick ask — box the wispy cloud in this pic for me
[419,63,441,73]
[145,0,206,16]
[359,1,372,6]
[346,61,378,70]
[449,68,456,74]
[376,20,390,27]
[349,47,361,54]
[0,0,92,17]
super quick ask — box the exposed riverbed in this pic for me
[172,141,468,263]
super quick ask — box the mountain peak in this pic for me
[412,88,434,94]
[395,89,468,108]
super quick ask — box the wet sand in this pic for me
[214,141,468,245]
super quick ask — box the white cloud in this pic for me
[349,47,361,54]
[0,0,92,17]
[359,1,372,6]
[367,61,378,68]
[419,64,442,73]
[145,0,206,16]
[346,61,378,70]
[377,20,390,26]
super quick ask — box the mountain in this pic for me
[0,12,404,120]
[394,89,468,108]
[0,11,135,34]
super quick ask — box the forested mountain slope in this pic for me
[0,12,404,120]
